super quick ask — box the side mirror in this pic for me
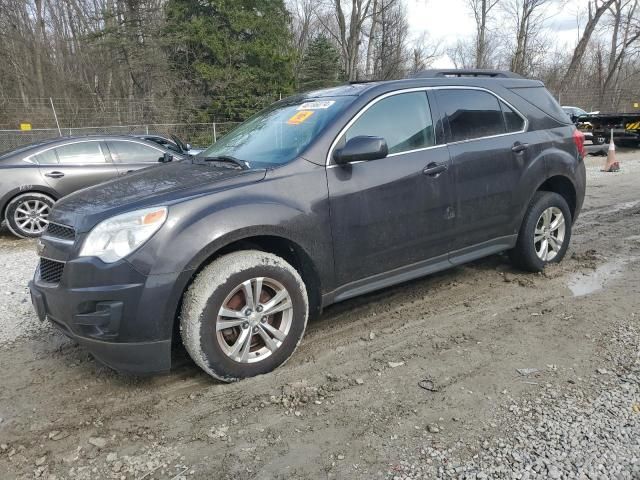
[185,143,192,151]
[333,136,388,165]
[158,152,174,163]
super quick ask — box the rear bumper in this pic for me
[28,257,190,375]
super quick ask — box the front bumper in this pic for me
[29,256,188,374]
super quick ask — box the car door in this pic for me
[434,88,529,254]
[37,140,119,197]
[326,90,455,287]
[104,139,168,175]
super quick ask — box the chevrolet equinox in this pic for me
[29,70,587,381]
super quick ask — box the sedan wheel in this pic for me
[5,193,54,239]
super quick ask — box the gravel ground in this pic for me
[0,232,46,345]
[0,149,639,479]
[390,322,640,479]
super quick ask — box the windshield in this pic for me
[199,96,353,166]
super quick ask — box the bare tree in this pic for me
[501,0,552,75]
[319,0,374,80]
[468,0,501,68]
[598,0,640,107]
[365,0,380,78]
[371,0,410,79]
[289,0,319,84]
[410,32,442,73]
[448,39,478,69]
[559,0,618,94]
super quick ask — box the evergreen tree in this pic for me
[164,0,295,121]
[298,35,342,92]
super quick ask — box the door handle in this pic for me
[44,171,65,179]
[512,142,529,153]
[422,163,447,177]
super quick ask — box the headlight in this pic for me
[79,207,167,263]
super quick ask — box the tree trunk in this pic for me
[365,0,379,78]
[559,0,617,95]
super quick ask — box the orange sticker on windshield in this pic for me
[287,110,314,125]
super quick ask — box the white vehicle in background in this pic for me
[562,106,597,144]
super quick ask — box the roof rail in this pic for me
[411,69,523,79]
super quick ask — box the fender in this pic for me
[513,145,581,231]
[126,165,334,286]
[509,144,547,234]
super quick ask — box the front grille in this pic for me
[39,258,65,284]
[45,223,76,241]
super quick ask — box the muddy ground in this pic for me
[0,150,639,479]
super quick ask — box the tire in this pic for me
[180,250,309,382]
[509,191,572,272]
[4,192,55,239]
[592,135,607,146]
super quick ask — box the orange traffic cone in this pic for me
[601,130,620,172]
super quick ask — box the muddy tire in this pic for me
[5,192,54,239]
[180,250,308,382]
[509,191,572,272]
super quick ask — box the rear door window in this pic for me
[436,89,506,142]
[32,149,58,164]
[501,101,525,133]
[106,141,163,163]
[55,142,107,164]
[341,91,435,155]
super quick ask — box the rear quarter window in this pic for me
[510,87,571,124]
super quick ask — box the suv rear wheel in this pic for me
[5,192,54,238]
[509,191,572,272]
[180,250,308,382]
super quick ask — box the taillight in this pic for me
[573,128,586,159]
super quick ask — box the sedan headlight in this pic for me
[79,207,168,263]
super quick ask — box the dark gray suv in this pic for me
[29,70,586,381]
[0,136,178,238]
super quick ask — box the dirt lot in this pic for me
[1,150,639,480]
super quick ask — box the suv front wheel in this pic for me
[180,250,309,382]
[509,191,572,272]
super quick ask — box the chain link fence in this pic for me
[3,86,639,153]
[0,122,241,154]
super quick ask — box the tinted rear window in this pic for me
[501,101,525,133]
[436,89,506,142]
[510,87,571,124]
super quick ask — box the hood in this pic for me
[50,161,266,232]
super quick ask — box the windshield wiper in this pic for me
[195,155,249,170]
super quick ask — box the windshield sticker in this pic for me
[287,110,314,125]
[296,101,335,110]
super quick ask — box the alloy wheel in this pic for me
[216,277,293,363]
[534,207,566,261]
[14,199,50,235]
